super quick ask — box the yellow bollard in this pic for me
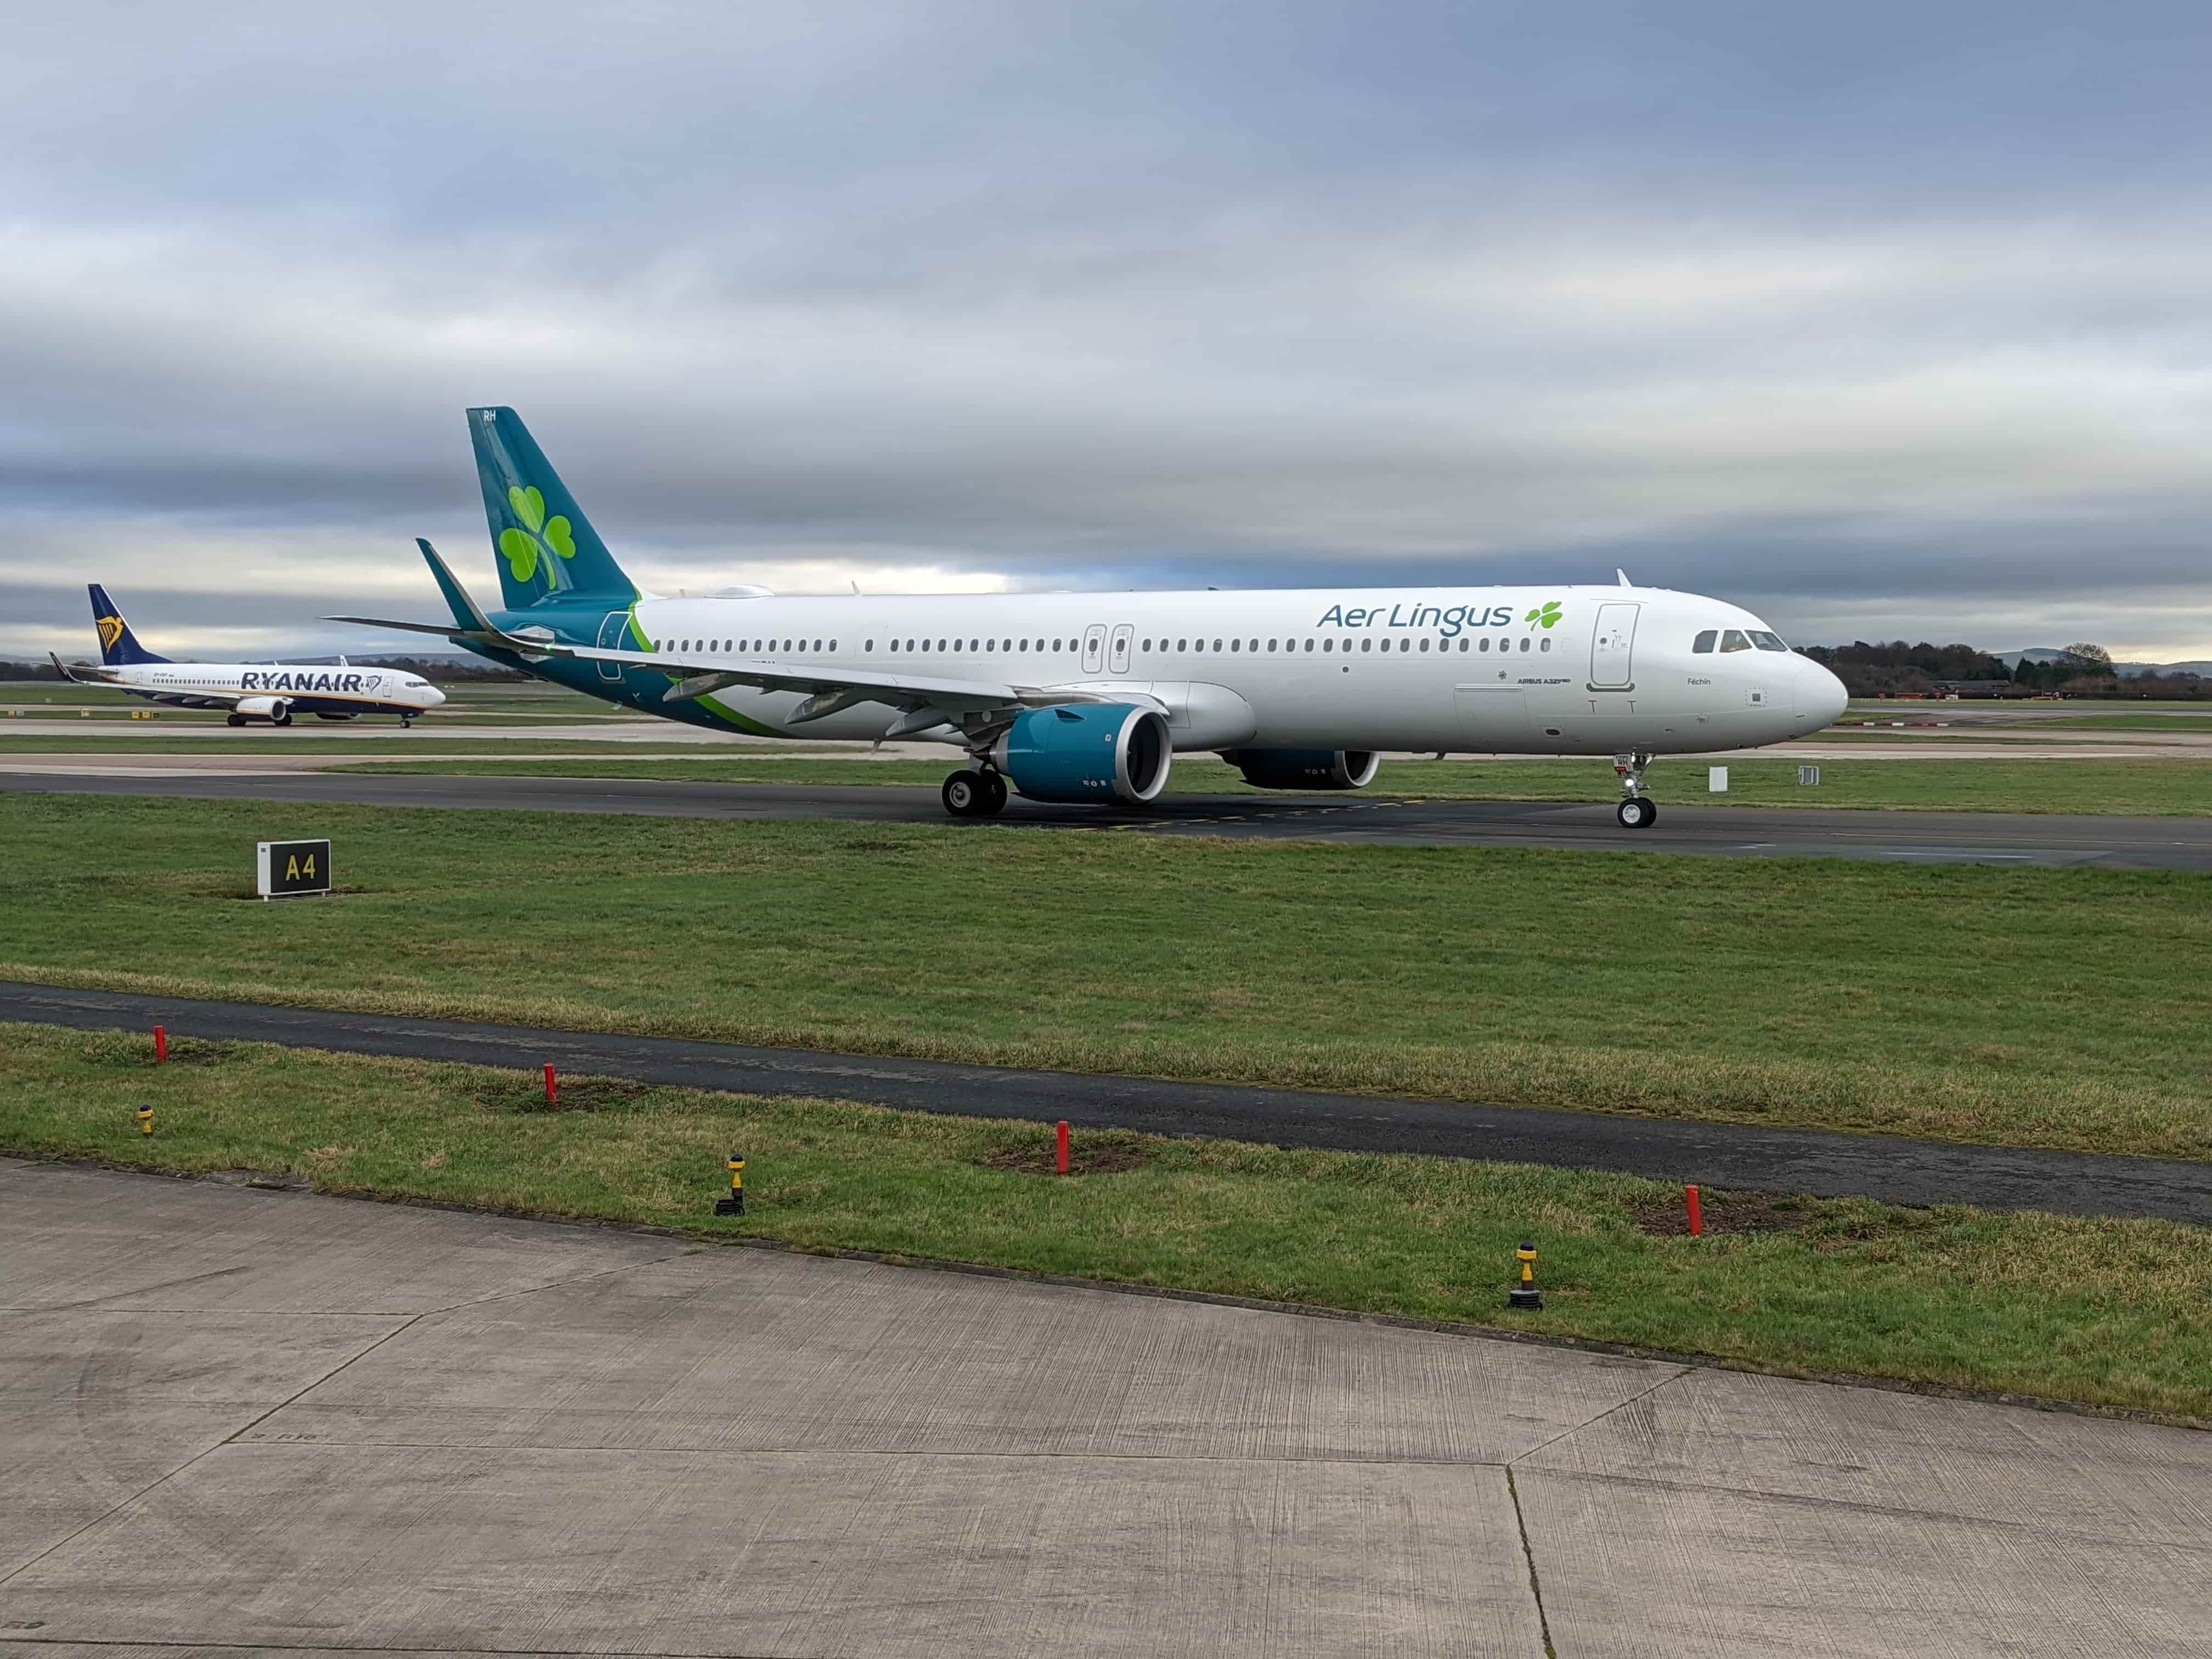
[1507,1240,1542,1310]
[714,1153,746,1216]
[135,1106,154,1137]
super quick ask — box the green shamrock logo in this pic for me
[1525,600,1564,629]
[498,486,577,583]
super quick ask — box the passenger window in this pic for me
[1323,639,1333,652]
[1519,637,1530,652]
[865,640,874,652]
[1479,637,1489,652]
[1268,638,1278,651]
[1230,638,1240,652]
[1213,638,1223,650]
[1693,630,1717,653]
[1250,639,1259,652]
[1539,637,1551,652]
[1305,639,1314,651]
[1720,630,1751,652]
[1419,638,1430,651]
[1361,639,1372,652]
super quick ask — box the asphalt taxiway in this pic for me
[6,767,2209,867]
[5,1156,2208,1657]
[10,981,2210,1223]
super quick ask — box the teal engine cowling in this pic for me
[992,704,1171,805]
[1220,748,1380,790]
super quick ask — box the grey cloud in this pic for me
[6,1,2212,660]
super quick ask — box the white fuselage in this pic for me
[103,662,446,717]
[614,583,1846,754]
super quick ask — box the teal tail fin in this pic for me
[468,407,638,609]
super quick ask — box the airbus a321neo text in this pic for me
[58,586,446,726]
[335,407,1847,825]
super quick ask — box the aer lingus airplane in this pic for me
[334,407,1846,824]
[56,585,446,726]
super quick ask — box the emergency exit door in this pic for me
[1589,603,1638,690]
[596,611,629,682]
[1109,623,1133,675]
[1082,624,1107,675]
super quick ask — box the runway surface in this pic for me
[8,766,2211,866]
[10,980,2210,1223]
[7,1157,2209,1657]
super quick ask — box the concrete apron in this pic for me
[2,1158,2207,1658]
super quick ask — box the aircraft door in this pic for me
[1590,602,1639,690]
[1108,623,1133,675]
[596,611,629,682]
[1082,624,1107,675]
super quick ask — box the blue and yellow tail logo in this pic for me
[96,614,125,652]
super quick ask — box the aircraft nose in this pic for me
[422,684,447,707]
[1801,657,1847,727]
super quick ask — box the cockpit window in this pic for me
[1748,630,1790,652]
[1692,629,1717,654]
[1719,629,1752,653]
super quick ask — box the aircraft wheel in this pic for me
[979,770,1008,815]
[226,714,246,728]
[1616,797,1658,830]
[942,770,986,817]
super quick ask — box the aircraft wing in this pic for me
[326,616,1138,732]
[49,653,114,686]
[49,654,247,710]
[330,540,1147,738]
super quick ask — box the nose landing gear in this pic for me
[1613,751,1658,829]
[941,768,1008,818]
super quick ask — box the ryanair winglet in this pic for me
[467,407,637,610]
[87,585,168,666]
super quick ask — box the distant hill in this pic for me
[1999,648,2212,679]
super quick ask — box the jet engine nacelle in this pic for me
[233,696,292,724]
[1220,748,1381,790]
[992,704,1171,805]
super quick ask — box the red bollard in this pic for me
[154,1024,167,1064]
[1685,1183,1704,1237]
[1056,1119,1070,1176]
[544,1064,557,1107]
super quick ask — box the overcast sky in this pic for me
[5,1,2211,662]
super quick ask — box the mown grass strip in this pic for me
[331,754,2212,814]
[3,794,2208,1162]
[6,1024,2208,1420]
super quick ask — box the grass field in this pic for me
[3,793,2208,1161]
[7,1024,2208,1419]
[335,753,2212,815]
[0,735,801,755]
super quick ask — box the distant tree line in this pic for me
[1794,641,2013,697]
[1797,641,2208,699]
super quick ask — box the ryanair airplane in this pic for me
[337,408,1846,823]
[57,586,446,726]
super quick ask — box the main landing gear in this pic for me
[1613,751,1658,830]
[941,768,1008,818]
